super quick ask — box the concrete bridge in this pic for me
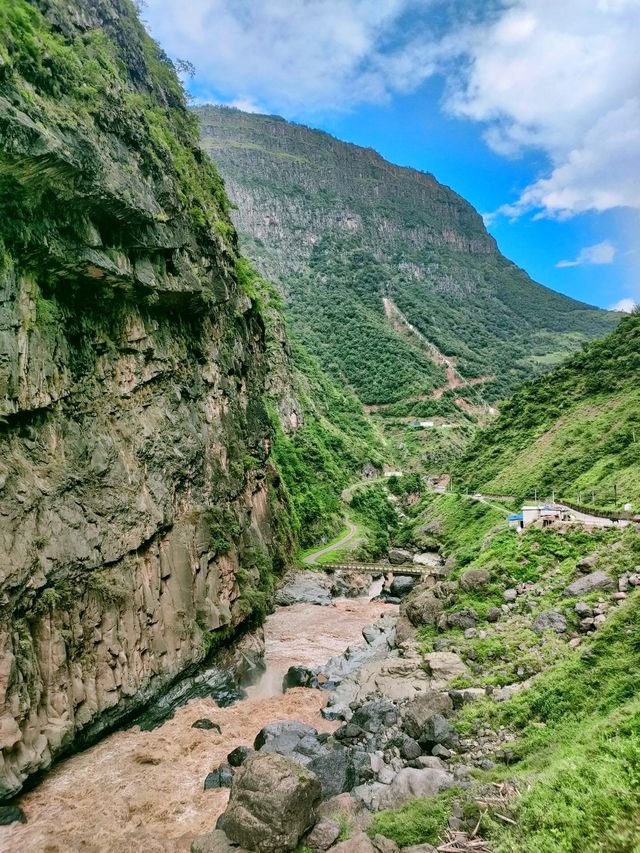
[318,562,427,578]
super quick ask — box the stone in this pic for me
[390,575,416,598]
[371,836,401,853]
[329,832,377,852]
[418,715,458,750]
[503,589,518,602]
[400,737,423,761]
[574,601,592,616]
[402,589,445,627]
[403,846,437,853]
[402,691,454,739]
[351,700,398,733]
[388,548,413,565]
[223,753,322,852]
[204,763,234,789]
[316,793,373,834]
[449,687,485,710]
[431,744,451,759]
[255,721,355,800]
[283,666,314,690]
[377,767,455,810]
[275,572,334,607]
[423,652,468,689]
[307,817,341,850]
[228,745,255,767]
[191,830,239,853]
[460,569,490,591]
[565,571,614,597]
[577,554,598,573]
[0,805,27,825]
[486,607,501,623]
[192,718,222,732]
[532,610,567,634]
[446,609,478,630]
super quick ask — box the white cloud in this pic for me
[143,0,640,220]
[445,0,640,218]
[143,0,436,113]
[556,241,616,268]
[609,298,637,313]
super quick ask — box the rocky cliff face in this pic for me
[0,0,289,798]
[198,106,619,405]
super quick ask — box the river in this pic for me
[1,588,396,852]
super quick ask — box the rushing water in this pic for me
[1,590,396,853]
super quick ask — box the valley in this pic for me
[1,2,638,852]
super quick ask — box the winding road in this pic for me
[303,520,359,565]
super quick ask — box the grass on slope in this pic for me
[455,311,640,509]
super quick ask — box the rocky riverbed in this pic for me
[0,575,396,852]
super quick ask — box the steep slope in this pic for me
[454,310,640,508]
[197,105,619,409]
[0,0,297,798]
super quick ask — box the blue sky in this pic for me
[143,0,640,312]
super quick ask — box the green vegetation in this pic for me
[459,596,640,852]
[455,311,640,509]
[198,105,618,409]
[370,788,473,847]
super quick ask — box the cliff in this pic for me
[197,106,619,406]
[0,0,290,797]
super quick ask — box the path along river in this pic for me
[1,585,396,853]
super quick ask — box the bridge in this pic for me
[317,562,428,578]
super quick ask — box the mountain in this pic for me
[197,105,619,413]
[454,310,640,508]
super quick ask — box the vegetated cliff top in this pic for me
[197,105,620,407]
[454,310,640,505]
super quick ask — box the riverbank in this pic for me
[0,584,396,852]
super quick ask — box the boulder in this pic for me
[228,745,255,767]
[351,700,398,733]
[0,805,27,825]
[503,588,518,602]
[402,691,454,740]
[400,737,422,761]
[413,552,442,567]
[192,718,222,732]
[390,575,416,598]
[446,608,478,630]
[565,571,614,597]
[275,573,334,607]
[418,714,458,750]
[204,763,234,789]
[379,767,455,810]
[449,687,485,709]
[388,548,413,565]
[255,721,354,800]
[328,833,377,852]
[316,793,373,833]
[222,753,321,852]
[283,665,314,690]
[191,830,240,853]
[460,569,490,591]
[424,652,468,689]
[486,607,501,623]
[403,846,437,853]
[577,554,599,573]
[402,589,444,627]
[306,817,341,850]
[532,610,567,634]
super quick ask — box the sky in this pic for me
[142,0,640,312]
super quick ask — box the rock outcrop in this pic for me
[0,0,291,798]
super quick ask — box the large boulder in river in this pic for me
[390,575,416,598]
[255,721,355,799]
[222,753,321,852]
[388,548,413,565]
[275,572,334,606]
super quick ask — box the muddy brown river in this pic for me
[1,595,396,852]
